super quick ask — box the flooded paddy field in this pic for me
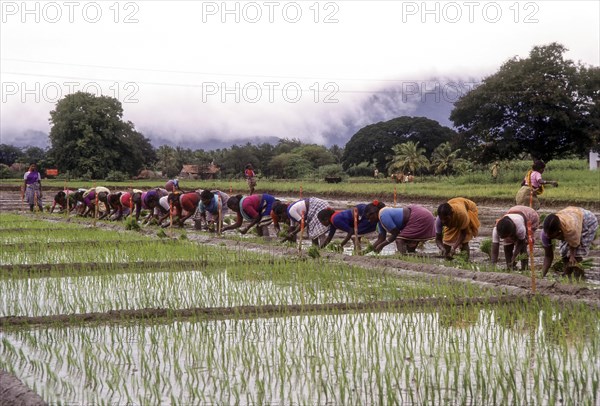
[0,189,598,403]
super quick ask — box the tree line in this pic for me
[1,42,598,180]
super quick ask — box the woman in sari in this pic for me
[244,164,257,195]
[364,201,437,254]
[275,197,330,245]
[515,160,558,210]
[140,188,169,223]
[435,197,480,260]
[540,206,598,277]
[490,205,539,270]
[22,163,43,212]
[165,191,202,227]
[317,203,376,250]
[195,190,230,231]
[50,190,79,214]
[165,179,182,193]
[223,193,277,236]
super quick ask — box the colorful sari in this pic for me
[440,198,480,245]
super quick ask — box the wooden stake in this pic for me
[130,192,134,219]
[94,190,99,227]
[298,211,305,256]
[217,194,222,235]
[169,202,174,237]
[527,220,536,293]
[64,181,69,218]
[353,207,360,254]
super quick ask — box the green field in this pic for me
[3,159,599,206]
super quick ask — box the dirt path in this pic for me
[0,296,525,328]
[0,370,47,406]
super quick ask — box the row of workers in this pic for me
[47,184,597,278]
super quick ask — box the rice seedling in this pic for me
[124,217,141,231]
[480,238,492,258]
[0,208,597,404]
[1,297,596,405]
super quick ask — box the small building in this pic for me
[590,151,599,170]
[179,165,200,179]
[179,163,220,180]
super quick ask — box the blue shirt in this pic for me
[327,204,375,238]
[376,207,405,236]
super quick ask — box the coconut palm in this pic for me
[386,141,430,176]
[430,142,468,175]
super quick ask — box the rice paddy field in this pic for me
[1,205,599,405]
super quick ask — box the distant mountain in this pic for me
[2,78,471,150]
[1,130,49,149]
[321,80,461,147]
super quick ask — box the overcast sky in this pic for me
[1,0,598,149]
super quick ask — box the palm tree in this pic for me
[430,142,467,175]
[386,141,430,176]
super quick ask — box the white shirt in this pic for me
[288,200,308,223]
[492,214,526,244]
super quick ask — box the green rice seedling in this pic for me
[307,246,320,258]
[125,217,141,231]
[548,258,593,279]
[362,243,375,255]
[480,238,492,258]
[326,243,343,253]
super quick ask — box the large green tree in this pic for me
[292,145,336,169]
[268,153,313,179]
[219,144,260,178]
[450,43,599,163]
[0,144,23,166]
[341,116,456,172]
[48,92,156,179]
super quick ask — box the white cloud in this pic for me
[1,0,598,148]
